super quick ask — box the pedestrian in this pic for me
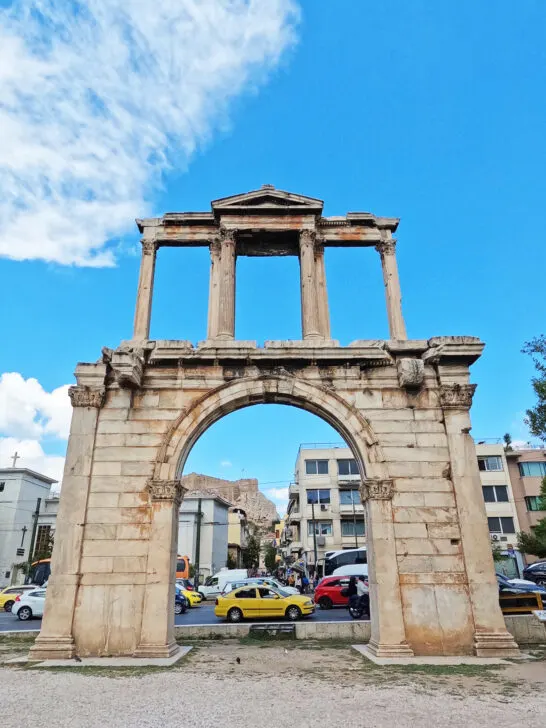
[347,575,358,610]
[302,574,309,594]
[288,573,295,587]
[356,576,370,618]
[295,573,302,594]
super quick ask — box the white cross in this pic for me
[11,451,20,468]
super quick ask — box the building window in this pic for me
[339,489,361,505]
[305,459,329,475]
[487,516,515,534]
[307,489,331,505]
[341,520,365,536]
[34,526,52,557]
[307,520,333,536]
[482,485,509,503]
[478,456,503,472]
[0,481,5,492]
[518,461,546,477]
[337,459,359,476]
[525,496,545,512]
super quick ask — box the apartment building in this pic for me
[506,448,546,562]
[282,445,365,570]
[475,443,524,576]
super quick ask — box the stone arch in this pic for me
[153,374,388,482]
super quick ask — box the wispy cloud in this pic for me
[264,486,288,514]
[0,0,299,266]
[220,460,232,468]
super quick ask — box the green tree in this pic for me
[242,535,261,570]
[522,336,546,441]
[517,476,546,559]
[264,543,277,573]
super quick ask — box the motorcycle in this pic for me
[348,595,370,620]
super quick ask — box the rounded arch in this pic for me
[153,375,387,481]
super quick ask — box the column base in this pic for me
[134,641,179,659]
[367,638,415,659]
[474,631,520,658]
[29,635,76,661]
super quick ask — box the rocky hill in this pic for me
[181,473,279,530]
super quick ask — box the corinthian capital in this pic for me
[219,226,237,245]
[147,479,186,506]
[68,386,105,408]
[360,479,394,502]
[439,383,477,410]
[375,235,397,256]
[141,240,157,256]
[299,229,316,248]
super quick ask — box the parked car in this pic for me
[214,585,315,622]
[314,575,355,609]
[522,561,546,587]
[222,577,299,596]
[0,585,38,613]
[175,583,202,607]
[497,573,546,595]
[199,569,249,600]
[175,593,188,615]
[15,588,46,621]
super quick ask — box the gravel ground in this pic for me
[2,643,546,728]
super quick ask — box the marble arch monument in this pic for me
[31,185,518,660]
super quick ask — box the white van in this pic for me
[198,569,248,600]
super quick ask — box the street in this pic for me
[0,601,363,632]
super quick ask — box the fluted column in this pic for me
[216,228,237,340]
[30,385,105,660]
[133,240,157,340]
[361,479,414,658]
[135,480,186,658]
[440,383,519,657]
[207,239,222,339]
[376,233,407,340]
[299,230,321,340]
[315,242,331,338]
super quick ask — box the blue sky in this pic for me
[1,1,545,513]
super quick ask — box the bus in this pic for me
[323,547,367,576]
[26,558,51,586]
[176,555,190,580]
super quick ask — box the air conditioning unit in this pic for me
[490,533,499,541]
[316,536,326,547]
[320,504,327,511]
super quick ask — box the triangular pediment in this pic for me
[212,186,323,215]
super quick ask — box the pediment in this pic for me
[212,185,323,215]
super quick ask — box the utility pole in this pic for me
[26,498,41,574]
[194,498,202,590]
[311,499,318,574]
[352,492,358,549]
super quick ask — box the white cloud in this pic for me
[0,437,65,486]
[0,372,72,440]
[264,486,288,514]
[0,0,299,266]
[220,460,233,468]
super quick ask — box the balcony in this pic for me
[288,483,299,497]
[339,503,364,514]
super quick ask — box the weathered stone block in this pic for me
[393,507,458,523]
[424,492,456,508]
[113,556,148,573]
[395,477,453,492]
[396,538,459,556]
[83,524,117,541]
[394,523,428,539]
[426,523,461,539]
[83,540,149,558]
[383,446,450,462]
[87,493,119,509]
[80,556,114,573]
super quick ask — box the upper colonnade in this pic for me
[133,185,407,343]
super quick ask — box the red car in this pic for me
[314,576,353,609]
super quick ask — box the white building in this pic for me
[178,493,232,579]
[283,445,364,571]
[475,442,524,577]
[0,468,57,586]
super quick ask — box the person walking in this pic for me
[302,574,310,594]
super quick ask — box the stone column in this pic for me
[440,383,520,657]
[133,240,157,340]
[375,233,407,340]
[361,479,414,658]
[134,480,186,658]
[299,230,321,340]
[29,385,105,660]
[216,228,237,340]
[315,242,331,339]
[207,239,222,339]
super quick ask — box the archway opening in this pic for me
[171,399,372,627]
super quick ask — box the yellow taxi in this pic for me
[175,583,202,607]
[214,584,315,622]
[0,585,37,612]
